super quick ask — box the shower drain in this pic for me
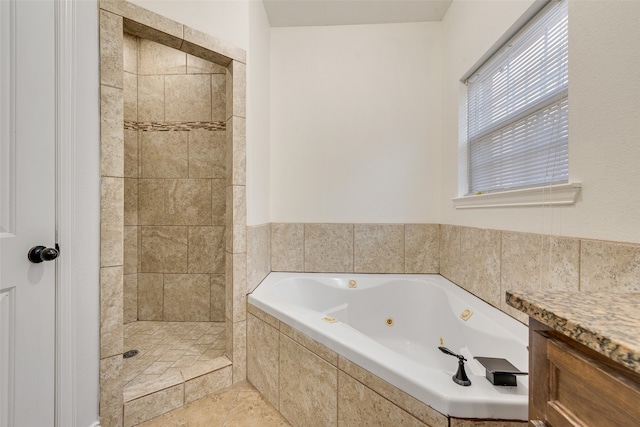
[123,349,139,359]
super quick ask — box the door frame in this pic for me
[55,0,101,426]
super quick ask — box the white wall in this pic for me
[247,0,271,225]
[74,1,101,426]
[440,0,640,244]
[270,22,442,223]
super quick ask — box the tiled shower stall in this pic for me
[99,1,248,426]
[122,34,227,324]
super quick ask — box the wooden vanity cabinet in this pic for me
[528,319,640,427]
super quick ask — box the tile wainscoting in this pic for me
[247,223,640,324]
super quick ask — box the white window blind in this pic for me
[466,0,568,194]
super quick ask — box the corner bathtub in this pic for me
[248,272,529,420]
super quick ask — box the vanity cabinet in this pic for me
[528,319,640,427]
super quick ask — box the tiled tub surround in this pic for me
[262,223,640,324]
[99,1,247,426]
[250,273,529,420]
[247,304,527,427]
[122,33,227,324]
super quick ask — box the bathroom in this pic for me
[7,0,638,426]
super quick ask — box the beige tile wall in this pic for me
[123,34,227,323]
[270,223,440,275]
[267,222,640,325]
[440,225,640,324]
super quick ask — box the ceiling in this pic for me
[263,0,453,27]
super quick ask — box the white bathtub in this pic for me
[248,272,529,421]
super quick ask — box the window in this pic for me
[465,0,568,195]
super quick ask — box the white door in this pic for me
[0,0,57,426]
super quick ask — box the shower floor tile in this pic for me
[123,321,226,402]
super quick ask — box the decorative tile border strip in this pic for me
[124,120,226,131]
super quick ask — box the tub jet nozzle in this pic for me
[438,346,471,387]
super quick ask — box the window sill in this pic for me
[452,183,581,209]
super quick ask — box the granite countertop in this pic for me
[506,290,640,375]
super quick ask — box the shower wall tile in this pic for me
[124,129,138,178]
[103,0,184,42]
[164,179,212,225]
[271,223,304,272]
[247,224,270,292]
[338,371,427,427]
[225,253,233,323]
[123,72,137,121]
[188,226,225,273]
[100,266,124,359]
[140,226,188,273]
[123,383,184,427]
[460,227,501,308]
[210,274,225,321]
[124,226,138,274]
[165,75,211,122]
[123,17,183,51]
[231,319,247,382]
[580,239,640,293]
[439,224,461,285]
[337,357,447,427]
[100,355,123,427]
[405,224,440,274]
[305,224,354,273]
[226,117,246,186]
[138,179,164,225]
[247,313,280,410]
[188,130,225,179]
[163,274,210,321]
[226,61,246,119]
[140,131,188,178]
[279,334,338,427]
[187,53,226,74]
[229,253,247,322]
[211,179,226,225]
[354,224,404,273]
[101,177,124,267]
[123,178,138,226]
[225,66,233,121]
[211,74,227,121]
[183,25,246,65]
[99,10,123,89]
[137,273,163,321]
[137,75,165,122]
[100,85,124,177]
[123,33,138,74]
[123,274,138,324]
[139,38,186,75]
[225,317,233,362]
[226,186,246,253]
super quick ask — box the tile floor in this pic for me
[135,381,291,426]
[123,321,227,401]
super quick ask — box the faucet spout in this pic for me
[438,346,472,386]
